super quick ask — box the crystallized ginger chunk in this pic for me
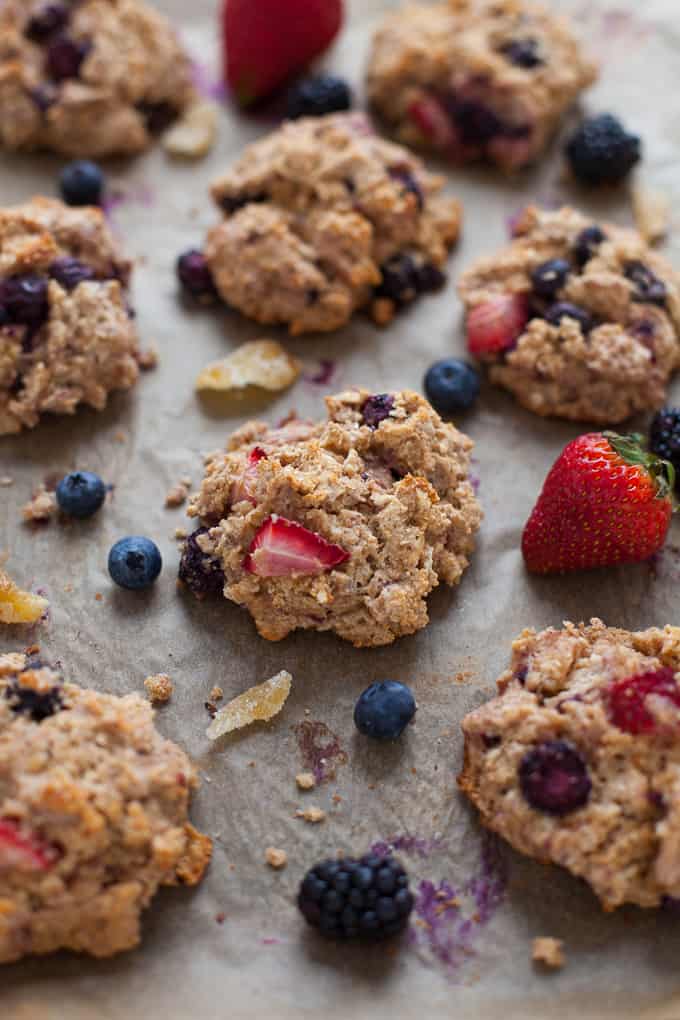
[207,671,292,739]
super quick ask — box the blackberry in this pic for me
[649,408,680,490]
[530,258,570,298]
[286,74,352,120]
[298,852,414,941]
[519,740,591,815]
[25,3,69,43]
[565,113,641,186]
[573,225,606,267]
[4,675,64,723]
[361,393,394,428]
[179,527,225,597]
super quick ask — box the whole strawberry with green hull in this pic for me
[522,432,675,574]
[223,0,344,108]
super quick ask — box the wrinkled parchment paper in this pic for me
[3,1,680,1016]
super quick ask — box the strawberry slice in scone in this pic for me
[466,294,528,356]
[244,516,350,577]
[0,819,58,872]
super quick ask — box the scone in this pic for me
[203,112,462,334]
[180,389,481,647]
[0,651,211,963]
[459,619,680,910]
[367,0,597,172]
[458,206,680,423]
[0,196,140,435]
[0,0,193,157]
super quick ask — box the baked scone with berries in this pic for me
[459,619,680,910]
[0,0,194,157]
[0,652,211,963]
[197,112,461,334]
[367,0,597,172]
[179,389,481,647]
[458,206,680,423]
[0,196,140,435]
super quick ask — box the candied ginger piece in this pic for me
[207,671,292,739]
[0,568,48,624]
[196,340,300,394]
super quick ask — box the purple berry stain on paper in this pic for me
[372,833,444,860]
[191,60,227,102]
[304,359,337,387]
[294,719,347,783]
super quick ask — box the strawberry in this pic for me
[0,818,58,872]
[231,447,267,506]
[409,95,457,149]
[223,0,344,108]
[607,669,680,735]
[243,515,349,577]
[466,294,529,356]
[522,432,675,574]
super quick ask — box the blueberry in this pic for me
[361,393,394,428]
[0,275,48,327]
[388,166,424,211]
[56,471,107,518]
[286,74,352,120]
[59,160,104,206]
[565,113,641,186]
[500,38,543,69]
[354,680,416,740]
[530,258,571,298]
[424,358,480,415]
[544,301,593,333]
[25,3,69,43]
[573,225,606,267]
[624,261,667,306]
[519,740,591,815]
[108,537,162,590]
[49,257,96,290]
[176,249,217,300]
[46,34,90,81]
[376,254,419,304]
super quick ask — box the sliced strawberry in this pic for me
[243,515,350,577]
[0,818,58,872]
[231,447,267,506]
[466,294,529,357]
[409,95,457,149]
[223,0,344,108]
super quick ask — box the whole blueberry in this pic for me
[46,34,90,81]
[0,274,48,327]
[354,680,416,740]
[59,160,104,206]
[530,259,570,298]
[573,225,606,267]
[519,740,591,815]
[56,471,107,518]
[624,261,667,306]
[49,257,96,290]
[424,358,480,415]
[286,74,352,120]
[544,301,593,333]
[176,250,217,300]
[108,537,162,590]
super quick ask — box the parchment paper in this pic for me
[2,1,680,1016]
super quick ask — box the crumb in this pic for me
[144,673,173,703]
[165,481,190,508]
[174,527,188,540]
[265,847,288,870]
[180,476,192,487]
[296,806,326,824]
[22,486,57,523]
[532,937,566,970]
[371,296,396,326]
[0,477,14,487]
[137,347,159,370]
[204,701,217,718]
[210,686,224,701]
[95,592,103,602]
[632,185,670,244]
[163,101,218,159]
[114,430,127,443]
[25,644,40,656]
[296,771,316,791]
[215,912,226,925]
[454,670,474,684]
[175,823,213,885]
[332,794,342,804]
[248,761,256,768]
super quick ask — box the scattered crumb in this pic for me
[632,185,670,244]
[163,101,218,158]
[137,346,159,370]
[207,671,293,740]
[94,592,103,602]
[195,339,300,395]
[175,823,213,885]
[0,477,14,487]
[265,847,288,870]
[248,761,256,768]
[165,481,190,508]
[144,673,173,703]
[332,794,342,804]
[296,771,316,791]
[204,701,217,718]
[210,685,224,701]
[25,644,40,656]
[22,486,57,523]
[215,912,226,925]
[63,583,73,593]
[296,806,326,824]
[370,296,396,326]
[114,430,127,443]
[0,568,48,624]
[174,527,188,540]
[532,936,566,970]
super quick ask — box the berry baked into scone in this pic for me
[0,652,211,963]
[367,0,597,172]
[197,112,462,334]
[0,0,193,157]
[459,620,680,910]
[0,196,140,435]
[458,206,680,423]
[179,389,481,647]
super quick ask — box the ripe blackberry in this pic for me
[286,74,352,120]
[649,408,680,490]
[565,113,641,186]
[179,527,225,597]
[298,852,414,941]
